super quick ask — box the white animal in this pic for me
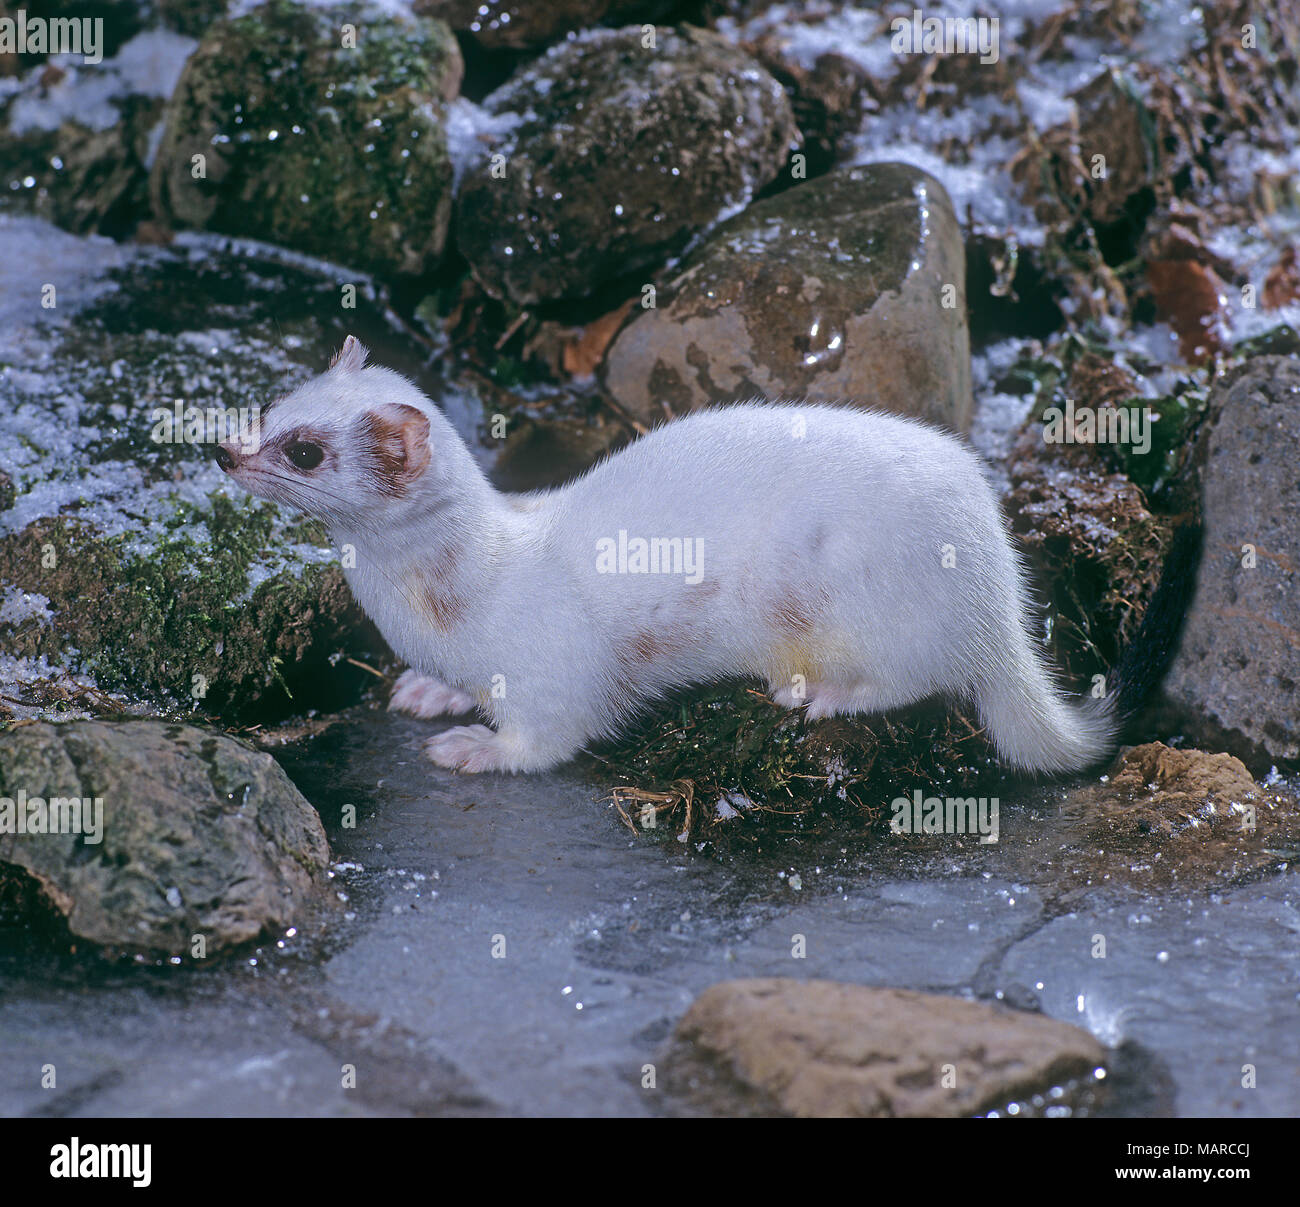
[216,336,1116,774]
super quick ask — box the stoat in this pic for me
[217,336,1124,775]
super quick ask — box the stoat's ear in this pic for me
[359,404,431,496]
[330,334,369,373]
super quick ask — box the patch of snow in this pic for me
[7,28,197,135]
[443,96,523,192]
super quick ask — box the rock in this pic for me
[0,721,329,955]
[1026,743,1299,898]
[0,215,398,723]
[602,162,972,432]
[155,0,230,38]
[455,25,798,305]
[664,978,1106,1117]
[150,0,463,277]
[0,0,145,75]
[0,28,197,236]
[1163,357,1300,765]
[414,0,671,50]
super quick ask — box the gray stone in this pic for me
[1163,356,1300,765]
[455,25,798,305]
[602,162,972,431]
[0,721,330,955]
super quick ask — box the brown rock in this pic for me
[603,162,972,432]
[665,979,1106,1117]
[1027,743,1299,899]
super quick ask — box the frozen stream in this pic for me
[2,711,1296,1117]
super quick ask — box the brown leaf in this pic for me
[1263,246,1300,309]
[1147,258,1228,361]
[562,299,635,381]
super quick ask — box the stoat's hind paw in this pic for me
[425,725,510,773]
[389,668,475,719]
[770,683,813,710]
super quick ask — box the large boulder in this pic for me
[602,163,973,431]
[0,214,395,723]
[664,979,1106,1117]
[0,721,330,956]
[455,25,798,305]
[1163,356,1300,766]
[150,0,463,276]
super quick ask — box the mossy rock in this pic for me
[0,720,330,957]
[0,29,197,237]
[455,24,798,305]
[150,0,462,277]
[0,233,405,723]
[1003,340,1184,687]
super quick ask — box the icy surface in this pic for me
[1,711,1294,1117]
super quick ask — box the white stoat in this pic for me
[216,336,1116,775]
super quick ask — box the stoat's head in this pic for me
[216,336,457,526]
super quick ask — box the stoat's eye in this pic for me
[286,440,324,470]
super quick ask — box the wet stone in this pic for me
[455,24,798,305]
[663,978,1107,1117]
[0,721,331,957]
[602,162,973,432]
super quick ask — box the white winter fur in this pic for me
[220,340,1116,775]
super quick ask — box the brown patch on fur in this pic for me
[770,590,823,636]
[607,626,692,716]
[686,579,721,606]
[410,545,466,634]
[625,629,675,664]
[359,406,431,497]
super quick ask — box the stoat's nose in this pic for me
[213,443,238,472]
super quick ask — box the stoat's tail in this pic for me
[976,522,1202,776]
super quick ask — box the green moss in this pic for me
[586,682,1003,854]
[0,491,383,722]
[151,0,462,276]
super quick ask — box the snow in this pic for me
[443,96,523,191]
[7,29,197,135]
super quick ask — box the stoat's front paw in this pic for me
[389,668,475,719]
[425,725,510,773]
